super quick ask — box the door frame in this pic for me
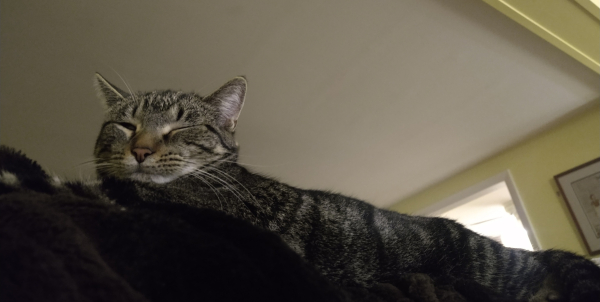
[415,170,541,250]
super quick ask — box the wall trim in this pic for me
[483,0,600,74]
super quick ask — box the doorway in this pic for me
[415,171,540,251]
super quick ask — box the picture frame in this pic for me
[554,157,600,255]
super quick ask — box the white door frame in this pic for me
[415,170,541,250]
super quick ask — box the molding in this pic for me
[483,0,600,74]
[503,171,540,251]
[575,0,600,20]
[416,170,542,250]
[414,172,507,216]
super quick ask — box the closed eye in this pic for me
[171,125,204,133]
[163,125,203,140]
[117,122,137,131]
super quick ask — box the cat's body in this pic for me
[93,74,600,302]
[105,163,547,297]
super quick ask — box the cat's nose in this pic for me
[131,148,153,163]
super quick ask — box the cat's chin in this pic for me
[129,172,179,184]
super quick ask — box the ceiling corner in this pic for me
[482,0,600,74]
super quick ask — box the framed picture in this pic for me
[554,158,600,255]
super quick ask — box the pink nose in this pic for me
[131,148,153,163]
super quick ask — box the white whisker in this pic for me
[192,169,245,202]
[213,159,280,168]
[109,67,138,103]
[208,167,266,213]
[188,168,260,223]
[76,159,99,167]
[186,172,225,211]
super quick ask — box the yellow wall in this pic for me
[390,102,600,256]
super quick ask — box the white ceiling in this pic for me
[1,0,598,208]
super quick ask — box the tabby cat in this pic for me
[93,73,600,302]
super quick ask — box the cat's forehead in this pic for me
[106,89,214,123]
[141,90,201,110]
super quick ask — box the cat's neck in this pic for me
[206,161,246,178]
[172,161,250,188]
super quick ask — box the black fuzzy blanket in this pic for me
[0,146,487,302]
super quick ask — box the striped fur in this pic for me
[94,74,600,302]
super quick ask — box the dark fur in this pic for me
[1,145,402,302]
[90,74,600,302]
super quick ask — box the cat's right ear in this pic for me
[206,76,247,132]
[94,73,128,108]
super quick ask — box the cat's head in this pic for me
[93,73,246,183]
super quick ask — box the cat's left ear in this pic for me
[207,76,247,132]
[94,73,129,108]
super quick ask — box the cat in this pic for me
[93,73,600,302]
